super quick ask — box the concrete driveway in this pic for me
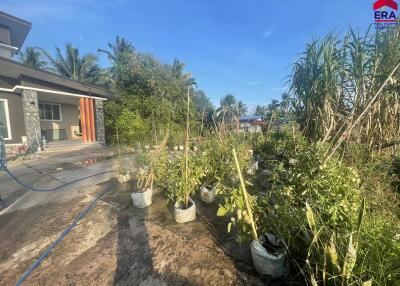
[0,147,264,286]
[0,146,115,215]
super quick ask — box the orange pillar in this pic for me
[85,98,92,142]
[89,98,96,142]
[80,98,87,143]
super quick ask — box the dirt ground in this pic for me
[0,149,267,286]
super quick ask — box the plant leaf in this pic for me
[342,233,357,282]
[217,206,227,217]
[227,222,232,233]
[310,273,318,286]
[325,234,341,273]
[306,202,317,235]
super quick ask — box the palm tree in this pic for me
[98,37,135,87]
[237,101,247,117]
[280,92,291,118]
[98,36,135,65]
[171,58,197,88]
[216,94,237,124]
[172,58,185,78]
[19,47,47,69]
[268,99,280,111]
[42,43,102,84]
[255,105,267,116]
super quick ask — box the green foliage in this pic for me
[41,43,104,84]
[115,109,149,144]
[217,185,258,243]
[18,47,47,69]
[163,154,206,207]
[389,156,400,193]
[201,134,253,186]
[211,135,255,242]
[253,131,400,285]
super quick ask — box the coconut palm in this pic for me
[42,43,102,84]
[237,101,248,117]
[171,58,197,88]
[98,36,135,85]
[98,36,135,65]
[268,99,281,111]
[216,94,238,125]
[19,47,47,69]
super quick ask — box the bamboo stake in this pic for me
[232,148,258,241]
[184,87,191,208]
[143,131,169,189]
[200,105,205,136]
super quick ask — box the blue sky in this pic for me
[0,0,373,109]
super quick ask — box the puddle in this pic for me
[74,156,114,166]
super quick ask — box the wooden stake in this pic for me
[232,148,258,241]
[184,88,191,208]
[200,105,205,136]
[143,131,169,189]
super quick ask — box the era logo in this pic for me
[374,0,398,23]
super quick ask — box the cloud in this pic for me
[247,81,261,86]
[262,30,273,38]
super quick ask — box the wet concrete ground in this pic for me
[0,147,265,285]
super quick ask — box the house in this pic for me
[0,11,112,154]
[239,115,264,133]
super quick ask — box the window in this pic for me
[0,99,11,140]
[39,103,62,121]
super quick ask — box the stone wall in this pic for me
[22,89,41,152]
[94,99,105,146]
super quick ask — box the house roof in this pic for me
[0,56,114,98]
[0,11,31,50]
[239,115,264,122]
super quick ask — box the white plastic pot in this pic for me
[200,185,217,203]
[131,188,152,208]
[117,172,131,183]
[250,234,288,278]
[174,198,196,223]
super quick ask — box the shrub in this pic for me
[201,135,253,187]
[116,109,149,144]
[163,154,206,207]
[253,131,400,285]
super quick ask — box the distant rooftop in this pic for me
[239,115,263,122]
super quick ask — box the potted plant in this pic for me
[217,149,288,279]
[132,133,169,208]
[164,88,205,223]
[116,157,131,183]
[164,155,205,223]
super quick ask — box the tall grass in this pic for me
[290,27,400,153]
